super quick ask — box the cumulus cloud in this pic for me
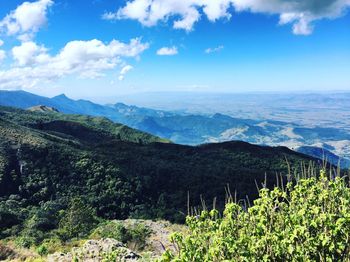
[0,0,53,40]
[12,41,48,66]
[118,65,133,81]
[156,46,178,55]
[205,45,224,54]
[0,38,149,89]
[109,0,350,35]
[0,40,3,47]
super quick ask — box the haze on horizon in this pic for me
[0,0,349,99]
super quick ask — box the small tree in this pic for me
[58,198,97,240]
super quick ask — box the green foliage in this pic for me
[0,105,169,145]
[0,202,22,235]
[91,221,151,251]
[101,250,118,262]
[90,221,130,242]
[8,201,64,248]
[58,198,97,240]
[14,235,37,248]
[39,237,64,254]
[127,223,152,251]
[36,243,48,256]
[161,170,350,261]
[101,248,128,262]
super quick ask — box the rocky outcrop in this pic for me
[48,238,140,262]
[0,243,15,261]
[27,105,59,113]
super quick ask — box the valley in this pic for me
[2,90,350,167]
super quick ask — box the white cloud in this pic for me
[0,39,4,62]
[102,12,118,21]
[109,0,350,35]
[12,41,48,66]
[0,50,6,62]
[0,38,149,89]
[156,46,178,56]
[118,65,133,81]
[279,13,314,35]
[0,0,53,40]
[205,45,224,54]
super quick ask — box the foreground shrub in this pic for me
[161,170,350,261]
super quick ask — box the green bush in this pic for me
[40,237,63,255]
[36,243,48,256]
[128,223,152,251]
[14,236,36,248]
[90,221,130,242]
[161,170,350,261]
[91,221,151,251]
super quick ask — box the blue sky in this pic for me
[0,0,349,99]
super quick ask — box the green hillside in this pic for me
[0,105,170,145]
[0,106,321,243]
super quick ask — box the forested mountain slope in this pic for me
[0,106,319,227]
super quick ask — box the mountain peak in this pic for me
[52,94,70,100]
[212,113,233,120]
[114,102,129,109]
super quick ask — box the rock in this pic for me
[0,243,15,260]
[27,105,59,113]
[48,238,140,262]
[47,252,73,262]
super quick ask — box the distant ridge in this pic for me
[296,146,350,169]
[1,90,350,167]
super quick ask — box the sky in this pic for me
[0,0,349,99]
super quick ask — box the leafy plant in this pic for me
[90,221,130,242]
[36,243,48,256]
[161,170,350,261]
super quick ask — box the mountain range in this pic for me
[1,90,349,167]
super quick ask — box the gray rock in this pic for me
[48,238,140,262]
